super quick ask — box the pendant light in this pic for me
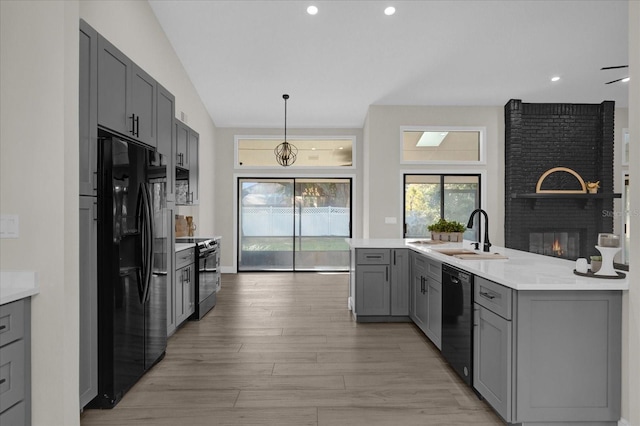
[274,94,297,166]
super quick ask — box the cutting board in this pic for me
[175,215,188,237]
[453,253,509,260]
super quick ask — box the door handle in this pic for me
[479,291,496,300]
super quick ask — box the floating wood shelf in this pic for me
[511,193,622,209]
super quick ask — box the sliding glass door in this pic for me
[238,178,351,271]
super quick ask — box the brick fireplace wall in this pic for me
[504,99,616,260]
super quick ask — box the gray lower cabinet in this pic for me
[79,197,98,408]
[473,276,622,425]
[354,249,409,320]
[175,248,195,325]
[409,252,442,349]
[0,298,31,425]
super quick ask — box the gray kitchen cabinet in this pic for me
[409,252,441,348]
[97,34,156,148]
[78,197,98,409]
[175,119,189,169]
[425,276,442,349]
[188,129,199,204]
[355,264,390,316]
[0,298,31,425]
[175,119,199,205]
[157,84,175,202]
[473,275,622,425]
[175,248,195,326]
[354,249,410,320]
[166,203,177,336]
[390,249,409,315]
[409,251,427,329]
[79,20,98,197]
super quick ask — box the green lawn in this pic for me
[241,236,349,251]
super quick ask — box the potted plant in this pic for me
[427,218,467,242]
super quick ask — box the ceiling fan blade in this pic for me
[605,78,625,84]
[601,65,629,70]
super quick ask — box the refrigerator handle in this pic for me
[140,183,154,304]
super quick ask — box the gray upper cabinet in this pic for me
[79,20,98,197]
[97,35,157,148]
[157,84,175,202]
[176,120,189,169]
[188,130,199,204]
[131,64,157,147]
[175,119,199,205]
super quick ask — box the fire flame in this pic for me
[551,239,564,256]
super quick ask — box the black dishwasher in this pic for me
[441,264,474,386]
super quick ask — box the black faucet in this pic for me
[467,208,491,252]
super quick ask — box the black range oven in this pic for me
[176,237,220,320]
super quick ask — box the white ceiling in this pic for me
[148,0,629,129]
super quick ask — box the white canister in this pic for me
[575,258,589,274]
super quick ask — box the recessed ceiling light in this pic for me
[551,76,560,82]
[384,6,396,16]
[622,77,630,83]
[307,5,318,15]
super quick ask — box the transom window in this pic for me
[236,136,354,168]
[401,127,485,163]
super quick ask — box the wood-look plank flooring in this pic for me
[81,272,504,426]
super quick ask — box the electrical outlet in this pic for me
[0,214,19,238]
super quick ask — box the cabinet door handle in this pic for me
[385,266,388,282]
[393,251,396,265]
[479,291,496,300]
[129,114,136,135]
[0,325,6,331]
[366,255,382,259]
[135,115,140,137]
[0,378,5,385]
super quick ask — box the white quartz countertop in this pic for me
[0,270,39,305]
[346,239,629,291]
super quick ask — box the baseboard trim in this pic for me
[618,418,630,426]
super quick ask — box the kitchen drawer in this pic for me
[176,248,195,269]
[0,340,25,414]
[0,400,25,426]
[356,249,390,265]
[475,276,512,320]
[0,300,25,347]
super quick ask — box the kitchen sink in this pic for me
[433,248,508,259]
[433,248,478,256]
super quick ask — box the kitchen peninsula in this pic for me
[347,239,628,426]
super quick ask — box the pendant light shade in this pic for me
[274,94,297,166]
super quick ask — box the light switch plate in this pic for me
[0,214,19,238]
[384,217,397,224]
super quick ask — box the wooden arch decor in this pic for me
[535,167,587,194]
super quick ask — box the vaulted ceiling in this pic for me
[149,0,629,129]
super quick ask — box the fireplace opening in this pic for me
[529,230,582,260]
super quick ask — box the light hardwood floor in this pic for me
[81,272,504,426]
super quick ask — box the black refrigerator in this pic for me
[90,133,168,408]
